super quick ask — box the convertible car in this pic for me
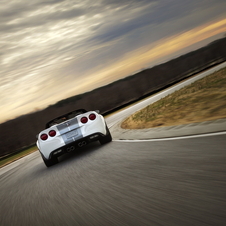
[36,109,112,167]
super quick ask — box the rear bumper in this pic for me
[44,132,104,160]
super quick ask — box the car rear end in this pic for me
[36,111,107,160]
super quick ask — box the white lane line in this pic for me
[113,131,226,142]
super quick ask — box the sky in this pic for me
[0,0,226,123]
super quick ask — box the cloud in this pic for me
[0,0,226,122]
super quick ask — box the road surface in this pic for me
[1,134,226,226]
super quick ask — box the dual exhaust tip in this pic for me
[78,141,87,147]
[67,141,87,152]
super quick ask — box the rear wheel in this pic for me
[99,126,112,144]
[41,154,58,167]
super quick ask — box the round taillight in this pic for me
[81,117,88,124]
[40,133,48,141]
[49,130,56,137]
[89,113,96,120]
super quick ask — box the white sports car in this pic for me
[36,109,112,167]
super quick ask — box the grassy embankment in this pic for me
[122,67,226,129]
[0,145,37,168]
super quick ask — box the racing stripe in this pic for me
[57,118,83,144]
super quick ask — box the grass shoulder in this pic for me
[121,67,226,129]
[0,145,37,168]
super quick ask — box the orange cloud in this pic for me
[89,18,226,86]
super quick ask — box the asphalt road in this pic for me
[1,133,226,226]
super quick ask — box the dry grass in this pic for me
[121,67,226,129]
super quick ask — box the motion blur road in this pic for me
[1,134,226,226]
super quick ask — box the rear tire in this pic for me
[41,154,58,167]
[99,126,112,144]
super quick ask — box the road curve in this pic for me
[1,134,226,226]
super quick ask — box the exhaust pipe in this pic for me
[78,141,86,147]
[67,146,75,152]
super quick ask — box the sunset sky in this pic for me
[1,0,226,123]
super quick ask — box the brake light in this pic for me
[81,117,88,124]
[89,113,96,120]
[49,130,56,137]
[40,133,48,141]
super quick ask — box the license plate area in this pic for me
[66,130,78,139]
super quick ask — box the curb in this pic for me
[110,118,226,140]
